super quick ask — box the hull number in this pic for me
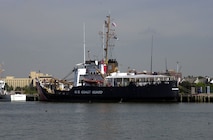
[74,90,103,94]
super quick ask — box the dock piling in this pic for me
[179,94,213,103]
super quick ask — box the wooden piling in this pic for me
[179,93,213,103]
[26,94,38,101]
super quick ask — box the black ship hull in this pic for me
[36,81,179,102]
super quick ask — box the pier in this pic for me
[26,94,38,101]
[179,94,213,103]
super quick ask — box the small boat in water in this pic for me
[0,80,11,101]
[36,15,179,102]
[11,93,26,102]
[0,80,26,102]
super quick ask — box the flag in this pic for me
[114,36,118,40]
[112,22,117,27]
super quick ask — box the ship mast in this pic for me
[0,64,4,79]
[150,35,153,74]
[83,23,86,64]
[100,15,118,74]
[104,15,110,65]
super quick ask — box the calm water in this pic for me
[0,102,213,140]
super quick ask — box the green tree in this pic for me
[5,83,13,92]
[23,85,37,94]
[15,86,22,91]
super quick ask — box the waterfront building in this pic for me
[3,76,31,89]
[29,71,52,87]
[2,71,52,89]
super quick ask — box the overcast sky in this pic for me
[0,0,213,78]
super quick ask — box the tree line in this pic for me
[4,83,37,94]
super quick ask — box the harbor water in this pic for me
[0,102,213,140]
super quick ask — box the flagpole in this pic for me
[150,35,153,74]
[102,23,105,61]
[83,23,86,64]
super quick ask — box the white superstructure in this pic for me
[74,67,86,87]
[0,80,6,95]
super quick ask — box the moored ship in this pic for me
[36,15,179,102]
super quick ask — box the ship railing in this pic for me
[107,75,176,87]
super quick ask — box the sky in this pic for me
[0,0,213,79]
